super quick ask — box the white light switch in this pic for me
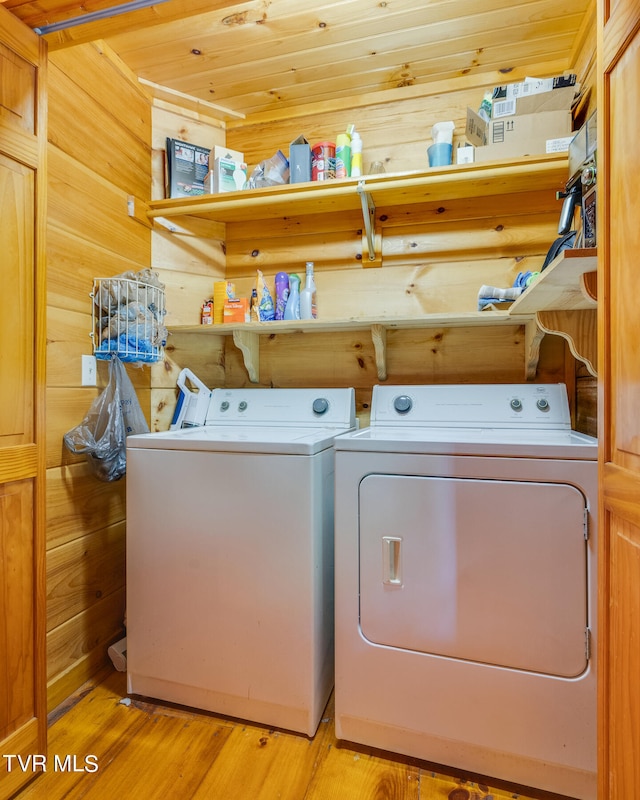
[82,354,97,386]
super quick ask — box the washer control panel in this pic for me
[374,384,571,429]
[205,387,355,428]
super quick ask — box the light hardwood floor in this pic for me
[15,670,567,800]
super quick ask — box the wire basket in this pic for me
[91,273,167,363]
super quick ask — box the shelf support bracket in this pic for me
[523,317,545,380]
[370,324,387,381]
[536,309,598,377]
[126,195,153,229]
[357,181,381,266]
[232,329,260,383]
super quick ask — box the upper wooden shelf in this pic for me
[509,248,598,314]
[509,248,598,377]
[145,153,568,225]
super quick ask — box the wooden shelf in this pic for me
[170,312,535,383]
[509,247,597,313]
[143,153,568,226]
[510,248,598,377]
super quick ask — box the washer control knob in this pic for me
[312,398,329,415]
[220,401,230,411]
[394,395,413,414]
[510,398,523,412]
[238,401,248,411]
[536,398,550,411]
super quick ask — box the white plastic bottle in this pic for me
[284,273,301,320]
[299,261,317,320]
[351,130,363,177]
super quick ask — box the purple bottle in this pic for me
[275,272,289,320]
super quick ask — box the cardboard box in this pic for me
[466,107,572,161]
[212,145,244,163]
[289,135,312,183]
[493,85,578,121]
[491,75,577,118]
[223,297,250,323]
[205,157,247,193]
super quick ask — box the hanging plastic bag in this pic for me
[63,356,149,482]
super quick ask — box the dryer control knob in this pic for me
[536,398,550,411]
[220,401,230,411]
[238,401,248,411]
[394,395,413,414]
[312,398,329,415]
[510,398,523,411]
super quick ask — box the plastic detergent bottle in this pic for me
[335,129,352,178]
[284,273,301,320]
[300,261,317,320]
[274,272,289,320]
[351,130,363,177]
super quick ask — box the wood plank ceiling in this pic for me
[3,0,593,120]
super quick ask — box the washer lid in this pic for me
[127,424,352,455]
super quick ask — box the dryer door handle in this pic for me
[382,536,403,586]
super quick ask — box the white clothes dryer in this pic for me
[126,387,355,736]
[333,383,597,799]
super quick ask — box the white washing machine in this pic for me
[126,387,355,737]
[333,383,597,799]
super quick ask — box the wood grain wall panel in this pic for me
[46,588,126,711]
[46,522,125,631]
[161,268,227,327]
[151,217,225,276]
[46,463,126,551]
[47,227,149,314]
[45,45,151,708]
[162,332,226,387]
[49,43,150,140]
[48,51,151,199]
[48,147,150,267]
[225,221,555,278]
[577,373,598,437]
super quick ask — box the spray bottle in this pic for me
[299,261,317,320]
[284,274,301,320]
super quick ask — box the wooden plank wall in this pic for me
[45,42,152,711]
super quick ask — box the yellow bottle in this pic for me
[351,130,363,177]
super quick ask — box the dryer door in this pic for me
[358,474,588,677]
